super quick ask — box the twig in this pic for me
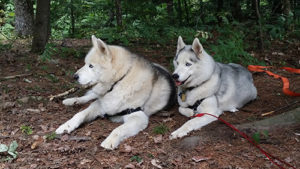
[68,136,91,141]
[0,73,32,81]
[88,152,102,165]
[261,100,299,117]
[49,87,78,101]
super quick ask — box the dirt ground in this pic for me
[0,39,299,169]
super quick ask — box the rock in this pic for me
[179,136,201,151]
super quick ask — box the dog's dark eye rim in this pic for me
[89,64,93,68]
[186,62,192,66]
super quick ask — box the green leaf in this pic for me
[8,12,15,17]
[8,141,18,153]
[252,132,260,144]
[0,144,8,152]
[7,151,17,159]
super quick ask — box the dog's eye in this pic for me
[89,64,94,68]
[186,62,192,66]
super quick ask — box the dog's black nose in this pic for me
[172,74,179,80]
[73,74,79,80]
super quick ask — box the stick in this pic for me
[261,100,299,117]
[0,73,32,81]
[49,87,78,101]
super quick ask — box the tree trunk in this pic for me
[115,0,122,28]
[31,0,51,54]
[231,0,243,21]
[70,0,75,37]
[183,0,190,25]
[255,0,263,51]
[177,0,182,25]
[217,0,223,12]
[14,0,34,37]
[166,0,174,24]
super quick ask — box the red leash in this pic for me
[193,113,296,169]
[248,65,300,97]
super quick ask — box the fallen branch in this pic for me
[0,73,32,81]
[49,87,79,101]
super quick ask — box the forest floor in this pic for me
[0,38,299,169]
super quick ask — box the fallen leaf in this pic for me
[192,156,211,162]
[80,158,92,165]
[124,163,135,169]
[153,135,163,144]
[151,159,162,169]
[31,137,44,149]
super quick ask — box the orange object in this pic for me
[248,65,300,97]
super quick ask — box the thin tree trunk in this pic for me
[255,0,263,51]
[70,0,75,37]
[231,0,243,21]
[31,0,51,54]
[115,0,122,28]
[166,0,174,24]
[14,0,34,37]
[177,0,182,25]
[183,0,190,25]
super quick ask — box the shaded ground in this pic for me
[0,39,299,169]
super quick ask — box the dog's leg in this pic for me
[100,111,149,150]
[56,100,102,134]
[170,96,221,139]
[63,91,98,106]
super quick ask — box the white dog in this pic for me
[55,35,176,149]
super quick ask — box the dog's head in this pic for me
[73,35,114,86]
[172,36,215,88]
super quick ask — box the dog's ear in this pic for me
[176,36,185,54]
[91,35,110,56]
[192,38,203,57]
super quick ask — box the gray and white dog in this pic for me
[170,36,257,139]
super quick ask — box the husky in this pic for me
[170,36,257,139]
[55,35,176,149]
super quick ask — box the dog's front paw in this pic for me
[179,107,194,117]
[169,129,188,140]
[100,133,120,150]
[55,122,74,134]
[62,98,78,106]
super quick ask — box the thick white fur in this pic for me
[56,35,173,150]
[170,36,257,139]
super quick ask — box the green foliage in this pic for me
[45,132,57,141]
[0,141,18,162]
[153,124,169,135]
[46,74,59,83]
[20,125,33,135]
[0,0,15,40]
[39,43,58,62]
[130,155,143,163]
[252,130,269,144]
[208,26,265,66]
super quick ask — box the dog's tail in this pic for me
[152,63,177,110]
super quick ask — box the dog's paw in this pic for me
[169,129,188,140]
[100,133,120,150]
[179,107,194,117]
[55,122,74,134]
[62,98,78,106]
